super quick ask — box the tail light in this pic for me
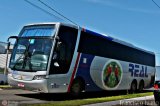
[154,81,160,90]
[154,84,159,90]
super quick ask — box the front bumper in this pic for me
[8,75,48,93]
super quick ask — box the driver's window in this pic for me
[49,26,78,74]
[54,41,65,60]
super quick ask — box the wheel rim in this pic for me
[139,82,144,91]
[131,83,136,92]
[72,82,81,93]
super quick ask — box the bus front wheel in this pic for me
[70,79,84,96]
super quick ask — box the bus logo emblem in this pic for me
[102,60,123,89]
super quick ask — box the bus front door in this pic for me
[47,25,78,93]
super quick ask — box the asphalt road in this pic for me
[84,95,157,106]
[0,89,157,106]
[0,89,47,106]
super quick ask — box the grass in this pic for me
[28,92,153,106]
[0,85,12,89]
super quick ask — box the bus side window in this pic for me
[57,41,66,61]
[49,25,78,74]
[53,40,66,71]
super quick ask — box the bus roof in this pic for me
[24,22,154,55]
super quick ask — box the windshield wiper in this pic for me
[22,53,33,71]
[12,54,25,70]
[12,51,33,71]
[12,42,33,71]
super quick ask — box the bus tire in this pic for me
[138,80,144,92]
[70,79,84,96]
[130,80,137,94]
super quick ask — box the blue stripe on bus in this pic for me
[76,53,102,91]
[85,29,114,41]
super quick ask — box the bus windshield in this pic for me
[9,27,55,72]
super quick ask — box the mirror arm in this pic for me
[55,36,60,41]
[4,36,18,75]
[7,36,18,42]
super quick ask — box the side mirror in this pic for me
[7,36,18,50]
[7,42,10,51]
[55,36,60,41]
[7,36,18,42]
[4,36,18,75]
[57,42,62,50]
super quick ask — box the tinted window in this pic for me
[78,31,155,67]
[49,26,78,74]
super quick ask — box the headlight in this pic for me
[33,75,46,80]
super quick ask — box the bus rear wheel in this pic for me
[130,81,137,94]
[70,79,84,96]
[138,80,144,92]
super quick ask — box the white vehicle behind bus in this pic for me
[0,74,7,85]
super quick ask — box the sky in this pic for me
[0,0,160,65]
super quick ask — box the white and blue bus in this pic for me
[8,22,155,95]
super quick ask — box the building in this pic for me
[0,42,6,54]
[0,41,13,54]
[0,41,13,69]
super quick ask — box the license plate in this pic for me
[18,83,24,87]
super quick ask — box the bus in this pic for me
[8,22,155,95]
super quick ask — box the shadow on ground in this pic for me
[16,90,151,101]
